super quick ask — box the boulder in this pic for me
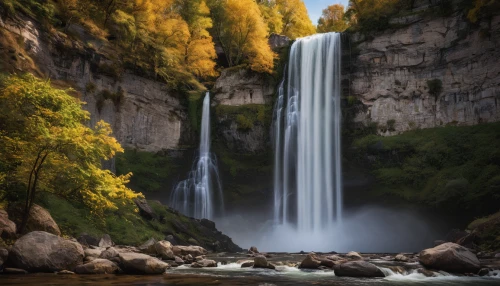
[98,234,113,248]
[191,259,217,268]
[253,255,275,270]
[174,256,184,265]
[99,247,119,260]
[241,261,254,268]
[139,238,158,255]
[84,248,103,259]
[434,240,446,247]
[77,234,100,247]
[8,204,61,236]
[118,253,169,274]
[0,248,8,266]
[155,240,175,260]
[325,255,344,261]
[134,198,155,220]
[419,242,480,273]
[346,251,363,260]
[9,231,84,272]
[299,253,322,269]
[75,259,120,274]
[172,245,207,257]
[249,246,259,254]
[0,209,17,239]
[394,254,409,262]
[333,261,385,277]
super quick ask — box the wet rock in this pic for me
[118,253,169,274]
[478,268,490,276]
[333,261,385,277]
[75,259,121,274]
[99,247,119,260]
[241,261,254,268]
[346,251,363,260]
[174,256,184,265]
[98,234,113,248]
[0,209,17,239]
[299,253,321,269]
[3,268,28,274]
[419,242,480,273]
[155,240,175,260]
[134,198,155,220]
[138,238,157,255]
[172,245,207,257]
[8,204,60,236]
[191,259,217,268]
[394,254,409,262]
[9,231,84,272]
[416,268,436,277]
[253,255,275,270]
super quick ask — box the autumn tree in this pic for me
[276,0,316,39]
[0,74,140,232]
[317,4,349,33]
[256,0,284,34]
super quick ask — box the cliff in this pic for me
[346,2,500,135]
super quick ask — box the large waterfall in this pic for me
[273,33,342,232]
[170,92,223,220]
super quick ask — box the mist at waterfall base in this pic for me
[217,33,441,253]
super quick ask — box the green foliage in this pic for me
[216,104,273,132]
[387,119,396,131]
[85,82,96,94]
[116,149,177,193]
[427,79,443,98]
[354,122,500,215]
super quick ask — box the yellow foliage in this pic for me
[276,0,316,39]
[467,0,498,23]
[317,4,349,33]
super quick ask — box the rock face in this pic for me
[214,68,275,106]
[0,209,16,239]
[75,259,120,274]
[347,3,500,134]
[118,253,169,274]
[0,16,194,153]
[8,204,60,236]
[333,261,385,277]
[9,231,84,272]
[419,242,480,273]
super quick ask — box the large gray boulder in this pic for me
[139,238,158,255]
[0,209,16,239]
[119,252,169,274]
[253,255,275,270]
[299,253,322,269]
[172,245,207,257]
[191,259,217,268]
[419,242,480,273]
[155,240,175,260]
[334,261,385,277]
[9,231,84,272]
[75,259,121,274]
[8,204,61,236]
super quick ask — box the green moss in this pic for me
[215,104,273,131]
[354,122,500,215]
[116,149,178,193]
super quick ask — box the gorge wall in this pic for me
[346,1,500,135]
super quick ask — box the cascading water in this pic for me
[273,32,342,232]
[170,92,223,220]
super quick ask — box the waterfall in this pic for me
[170,92,224,220]
[273,33,342,232]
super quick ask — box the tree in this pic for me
[0,74,140,231]
[317,4,349,33]
[276,0,316,39]
[257,0,283,34]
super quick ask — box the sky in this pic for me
[304,0,350,25]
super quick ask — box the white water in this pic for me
[273,33,342,232]
[170,92,223,219]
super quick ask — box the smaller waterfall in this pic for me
[170,92,224,219]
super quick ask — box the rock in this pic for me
[77,234,100,247]
[3,268,28,274]
[9,231,84,272]
[268,33,291,50]
[75,259,121,274]
[165,235,177,245]
[241,261,254,268]
[191,259,217,268]
[8,204,61,236]
[200,219,216,230]
[134,198,155,220]
[57,270,75,274]
[319,258,336,268]
[346,251,363,260]
[478,268,490,276]
[419,242,480,273]
[98,234,113,248]
[299,253,322,269]
[183,254,194,263]
[434,240,446,247]
[118,253,169,274]
[138,238,157,255]
[416,268,436,277]
[249,246,259,254]
[495,253,500,259]
[99,247,119,260]
[325,255,344,261]
[155,240,175,260]
[84,248,103,259]
[253,255,275,270]
[195,255,205,261]
[333,261,385,278]
[188,238,199,245]
[172,245,207,257]
[394,254,409,262]
[174,256,184,265]
[0,209,17,239]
